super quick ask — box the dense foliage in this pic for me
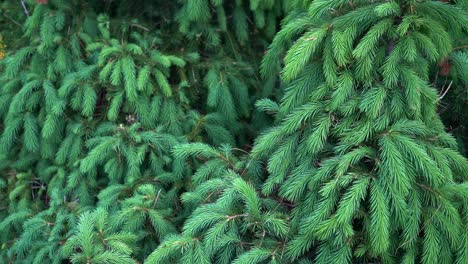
[0,0,467,263]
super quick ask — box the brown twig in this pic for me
[3,13,22,27]
[438,81,453,100]
[396,204,442,251]
[20,0,29,17]
[131,23,149,32]
[453,45,468,51]
[152,189,162,208]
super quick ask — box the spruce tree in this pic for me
[255,0,468,262]
[0,0,282,262]
[1,0,468,263]
[146,143,289,264]
[0,1,190,261]
[148,0,468,263]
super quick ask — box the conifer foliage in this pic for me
[1,0,467,263]
[253,0,468,262]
